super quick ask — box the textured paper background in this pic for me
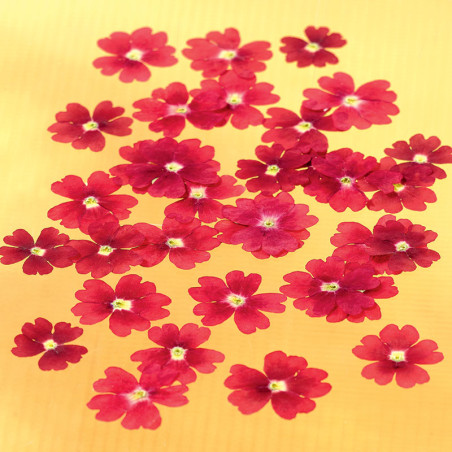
[1,0,451,451]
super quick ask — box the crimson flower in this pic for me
[93,27,177,83]
[130,323,225,384]
[0,228,78,275]
[280,26,346,68]
[11,318,87,370]
[225,351,331,419]
[280,257,398,322]
[134,218,219,270]
[72,275,171,337]
[331,215,440,275]
[352,324,443,388]
[189,270,287,334]
[87,366,188,429]
[189,71,280,129]
[48,101,133,152]
[110,138,220,198]
[216,192,318,259]
[182,27,272,78]
[164,175,245,223]
[236,144,311,195]
[303,72,399,130]
[48,171,137,233]
[68,221,145,278]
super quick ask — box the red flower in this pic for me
[331,215,440,275]
[303,72,399,130]
[93,27,177,83]
[189,71,280,129]
[236,144,311,195]
[164,175,245,223]
[216,192,318,259]
[130,323,225,384]
[87,366,188,429]
[47,171,137,233]
[133,82,226,137]
[48,101,133,152]
[280,257,398,321]
[134,218,219,270]
[280,26,346,68]
[189,270,287,334]
[72,275,171,337]
[384,133,452,180]
[68,221,145,278]
[224,351,331,419]
[352,324,444,388]
[110,138,220,198]
[11,318,87,370]
[303,148,378,212]
[182,28,272,79]
[0,228,78,275]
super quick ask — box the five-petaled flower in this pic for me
[0,228,78,275]
[130,323,225,384]
[87,365,188,429]
[93,27,177,83]
[352,324,443,388]
[225,351,331,419]
[72,274,171,337]
[48,101,133,152]
[280,26,346,68]
[189,270,287,334]
[11,318,87,370]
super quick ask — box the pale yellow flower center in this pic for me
[393,183,405,192]
[261,217,276,228]
[344,95,360,106]
[218,49,236,60]
[227,294,246,307]
[170,346,186,360]
[128,388,148,401]
[190,187,206,199]
[268,380,287,392]
[305,42,321,52]
[321,282,340,292]
[226,93,243,105]
[43,339,58,350]
[30,247,45,256]
[389,350,406,362]
[82,121,99,132]
[98,245,114,256]
[83,196,98,208]
[165,162,184,172]
[112,298,132,311]
[413,154,428,163]
[294,121,312,133]
[265,164,280,176]
[340,176,353,185]
[166,238,184,248]
[125,49,144,61]
[395,241,410,252]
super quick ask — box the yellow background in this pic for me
[1,0,451,451]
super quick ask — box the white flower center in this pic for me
[98,245,114,256]
[268,380,287,392]
[321,282,340,292]
[190,187,206,199]
[393,183,405,193]
[227,294,246,307]
[43,339,58,350]
[125,48,144,61]
[170,346,186,361]
[395,241,410,252]
[389,350,406,363]
[30,247,45,256]
[305,42,321,52]
[218,49,237,60]
[166,238,184,248]
[343,95,360,106]
[128,388,149,402]
[265,164,280,176]
[111,298,132,311]
[82,121,99,132]
[165,162,183,173]
[413,154,428,163]
[83,196,99,208]
[294,121,312,133]
[226,93,243,105]
[260,217,277,228]
[340,176,354,186]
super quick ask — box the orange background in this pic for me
[1,0,452,451]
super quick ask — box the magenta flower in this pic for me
[352,324,443,388]
[93,27,177,83]
[48,101,133,152]
[225,351,331,419]
[12,318,87,370]
[131,323,225,384]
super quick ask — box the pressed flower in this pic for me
[48,171,137,233]
[0,228,78,275]
[93,27,177,83]
[48,101,133,152]
[225,351,331,419]
[87,366,188,429]
[131,323,225,384]
[72,274,171,337]
[352,324,444,388]
[280,26,346,68]
[216,192,318,259]
[11,318,87,370]
[182,28,272,79]
[303,72,399,131]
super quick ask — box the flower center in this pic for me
[389,350,406,363]
[294,121,312,133]
[218,49,237,60]
[190,187,206,199]
[227,294,246,307]
[395,241,410,252]
[98,245,114,256]
[305,42,321,52]
[175,106,188,114]
[125,48,144,61]
[226,93,243,105]
[111,298,132,311]
[128,388,149,402]
[393,183,405,192]
[83,196,99,208]
[43,339,58,350]
[413,153,428,163]
[260,217,277,228]
[30,246,45,256]
[321,282,340,292]
[265,164,280,176]
[82,121,99,132]
[268,380,287,392]
[166,238,184,248]
[340,176,353,185]
[165,162,183,173]
[170,346,186,361]
[343,95,360,106]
